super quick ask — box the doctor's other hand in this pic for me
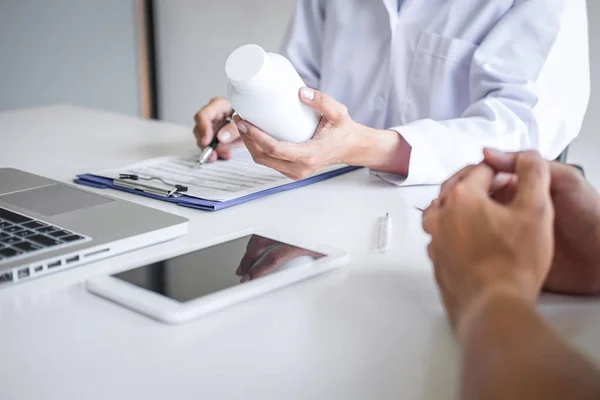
[193,97,241,162]
[422,153,554,337]
[484,149,600,296]
[235,235,320,282]
[233,87,411,180]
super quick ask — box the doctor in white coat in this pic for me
[193,0,590,185]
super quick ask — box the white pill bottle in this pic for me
[225,44,320,143]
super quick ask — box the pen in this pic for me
[193,111,236,169]
[377,212,392,253]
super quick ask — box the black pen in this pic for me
[193,111,236,169]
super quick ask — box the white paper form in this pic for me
[92,148,347,202]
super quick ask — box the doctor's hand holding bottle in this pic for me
[193,87,412,181]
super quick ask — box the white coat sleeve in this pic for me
[279,0,325,90]
[375,0,590,186]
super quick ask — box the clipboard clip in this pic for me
[115,174,188,198]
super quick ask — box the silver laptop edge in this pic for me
[0,168,189,287]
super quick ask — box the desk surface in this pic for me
[1,105,599,400]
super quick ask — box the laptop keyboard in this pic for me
[0,207,86,262]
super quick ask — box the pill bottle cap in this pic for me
[225,44,272,93]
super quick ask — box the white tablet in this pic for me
[85,229,348,324]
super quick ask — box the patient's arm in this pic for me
[460,291,600,400]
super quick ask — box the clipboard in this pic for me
[74,166,361,211]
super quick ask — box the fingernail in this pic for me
[492,172,512,188]
[300,87,315,101]
[218,130,232,142]
[485,148,509,159]
[235,266,241,275]
[241,274,250,283]
[237,122,248,134]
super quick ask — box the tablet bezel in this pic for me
[85,228,348,324]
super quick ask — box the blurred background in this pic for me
[0,0,598,187]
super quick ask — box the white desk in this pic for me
[1,105,599,400]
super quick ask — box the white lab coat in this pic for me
[280,0,590,185]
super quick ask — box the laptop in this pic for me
[0,168,188,287]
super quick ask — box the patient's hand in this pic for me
[422,152,554,336]
[485,149,600,295]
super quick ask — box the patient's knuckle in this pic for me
[531,198,550,217]
[520,150,545,172]
[522,149,542,159]
[527,158,545,175]
[448,182,469,203]
[422,215,433,234]
[440,180,450,194]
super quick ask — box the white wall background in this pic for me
[154,0,296,125]
[0,0,140,116]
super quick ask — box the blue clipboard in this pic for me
[74,166,361,211]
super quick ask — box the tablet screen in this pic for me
[112,234,325,303]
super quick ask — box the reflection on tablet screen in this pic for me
[112,235,325,303]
